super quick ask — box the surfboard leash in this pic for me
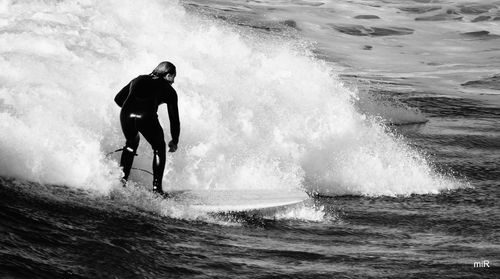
[131,168,153,176]
[105,148,154,176]
[105,148,130,157]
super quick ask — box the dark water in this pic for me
[1,176,499,278]
[2,0,500,278]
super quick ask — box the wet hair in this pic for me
[151,61,176,78]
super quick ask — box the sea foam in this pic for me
[0,0,460,196]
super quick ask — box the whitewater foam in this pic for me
[0,0,460,198]
[274,203,328,222]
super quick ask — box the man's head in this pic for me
[152,61,176,84]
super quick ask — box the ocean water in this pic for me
[0,0,499,278]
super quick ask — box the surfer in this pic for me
[114,61,180,195]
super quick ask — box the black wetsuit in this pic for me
[114,74,180,193]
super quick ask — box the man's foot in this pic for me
[120,178,127,187]
[158,191,171,199]
[153,184,170,198]
[153,187,170,198]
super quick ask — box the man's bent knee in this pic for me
[125,135,140,151]
[153,141,166,154]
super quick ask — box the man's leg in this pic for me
[120,113,140,183]
[139,118,166,194]
[152,143,166,194]
[120,134,139,182]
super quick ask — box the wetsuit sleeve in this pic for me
[167,94,180,145]
[114,82,131,107]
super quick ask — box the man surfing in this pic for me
[114,61,180,195]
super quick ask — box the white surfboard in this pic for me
[167,189,308,214]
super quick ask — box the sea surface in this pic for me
[1,0,499,278]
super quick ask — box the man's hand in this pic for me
[168,140,178,152]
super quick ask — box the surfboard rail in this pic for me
[166,188,308,215]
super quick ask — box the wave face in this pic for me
[0,0,460,196]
